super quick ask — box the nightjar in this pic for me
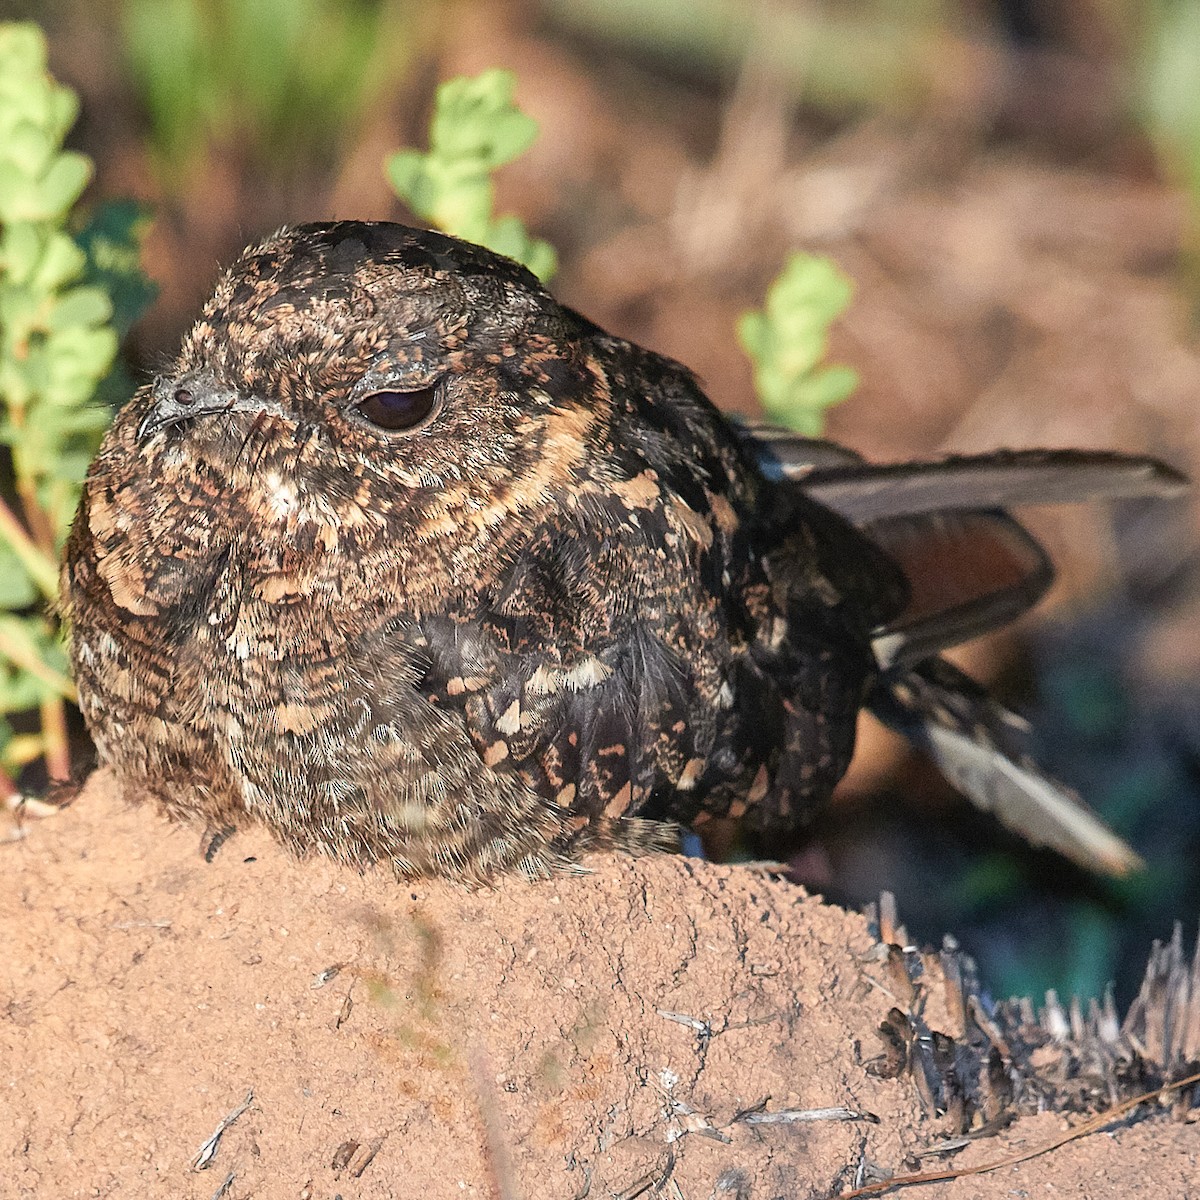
[63,222,1185,880]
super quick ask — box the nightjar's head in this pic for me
[116,222,607,569]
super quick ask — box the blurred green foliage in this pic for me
[1138,1,1200,299]
[543,0,961,117]
[0,22,151,784]
[386,69,558,281]
[123,0,407,179]
[75,199,159,408]
[737,253,858,435]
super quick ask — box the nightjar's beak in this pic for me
[137,373,256,441]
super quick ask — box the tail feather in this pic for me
[870,656,1144,878]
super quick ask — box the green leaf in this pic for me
[735,311,767,360]
[385,148,424,194]
[0,23,49,80]
[33,151,91,220]
[516,235,557,284]
[48,285,113,331]
[485,215,557,279]
[432,70,538,169]
[0,543,37,609]
[0,220,42,281]
[75,199,159,337]
[30,230,85,293]
[797,363,859,409]
[384,68,557,280]
[1,122,53,179]
[0,664,46,713]
[739,251,858,435]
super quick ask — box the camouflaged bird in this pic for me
[64,221,1186,881]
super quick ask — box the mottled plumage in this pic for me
[63,222,1185,881]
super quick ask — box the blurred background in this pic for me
[6,0,1200,1007]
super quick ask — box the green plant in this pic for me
[386,71,854,427]
[385,69,557,281]
[123,0,408,181]
[540,0,960,119]
[0,23,150,791]
[1138,0,1200,303]
[737,252,858,435]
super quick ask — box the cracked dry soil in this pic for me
[3,772,1198,1199]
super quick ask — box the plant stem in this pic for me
[6,396,59,558]
[15,474,56,558]
[0,619,76,699]
[39,694,70,781]
[0,494,60,600]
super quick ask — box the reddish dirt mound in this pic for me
[3,773,1197,1198]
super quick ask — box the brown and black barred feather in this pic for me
[63,221,1186,881]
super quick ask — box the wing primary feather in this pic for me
[794,449,1186,522]
[869,655,1144,878]
[866,510,1055,668]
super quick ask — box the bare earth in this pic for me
[3,773,1197,1199]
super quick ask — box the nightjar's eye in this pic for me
[353,386,440,433]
